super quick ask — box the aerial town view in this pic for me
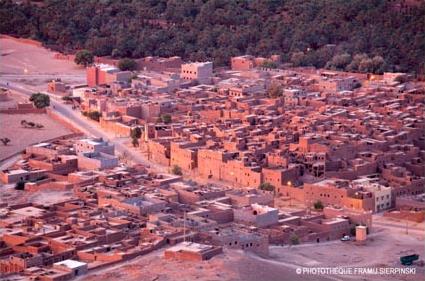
[0,1,424,281]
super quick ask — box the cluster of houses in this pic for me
[0,135,376,280]
[0,54,424,280]
[60,55,424,216]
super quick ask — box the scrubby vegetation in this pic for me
[118,58,138,71]
[171,165,183,176]
[74,49,94,66]
[1,0,423,73]
[82,111,101,122]
[30,93,50,108]
[259,182,275,192]
[130,126,142,147]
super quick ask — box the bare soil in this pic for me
[0,112,73,161]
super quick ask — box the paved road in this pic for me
[0,81,166,172]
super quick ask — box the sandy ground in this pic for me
[0,37,85,89]
[0,112,73,161]
[266,227,425,281]
[0,91,27,110]
[75,226,424,281]
[76,248,333,281]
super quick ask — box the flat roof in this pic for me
[11,206,45,218]
[166,242,214,253]
[54,259,87,269]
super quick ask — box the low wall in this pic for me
[383,210,425,223]
[0,108,46,114]
[53,53,76,61]
[25,180,74,192]
[46,109,83,134]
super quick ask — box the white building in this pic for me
[74,138,115,155]
[363,183,392,212]
[234,203,279,227]
[181,62,213,84]
[53,259,88,276]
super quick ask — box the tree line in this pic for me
[1,0,424,74]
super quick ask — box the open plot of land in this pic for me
[0,113,73,161]
[266,227,425,281]
[76,249,333,281]
[0,90,28,110]
[0,37,85,88]
[84,227,424,281]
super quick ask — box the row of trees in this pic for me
[325,53,386,74]
[1,0,423,73]
[74,49,138,71]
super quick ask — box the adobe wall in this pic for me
[46,109,83,134]
[170,143,197,171]
[383,210,425,223]
[0,108,46,114]
[99,118,131,137]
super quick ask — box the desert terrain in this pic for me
[75,248,334,281]
[0,37,85,90]
[73,226,424,281]
[0,110,73,161]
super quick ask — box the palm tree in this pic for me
[0,138,11,146]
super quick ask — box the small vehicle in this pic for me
[340,235,350,241]
[400,254,419,266]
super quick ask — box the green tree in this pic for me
[259,182,275,192]
[15,181,25,190]
[118,58,138,71]
[161,114,172,124]
[371,56,385,74]
[267,82,283,98]
[130,127,142,147]
[395,75,409,84]
[313,200,324,210]
[30,93,50,108]
[347,53,369,72]
[325,53,352,71]
[290,52,307,67]
[260,60,277,69]
[85,111,101,121]
[111,48,122,58]
[74,49,94,67]
[290,233,299,245]
[0,0,423,73]
[131,138,139,148]
[171,165,183,176]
